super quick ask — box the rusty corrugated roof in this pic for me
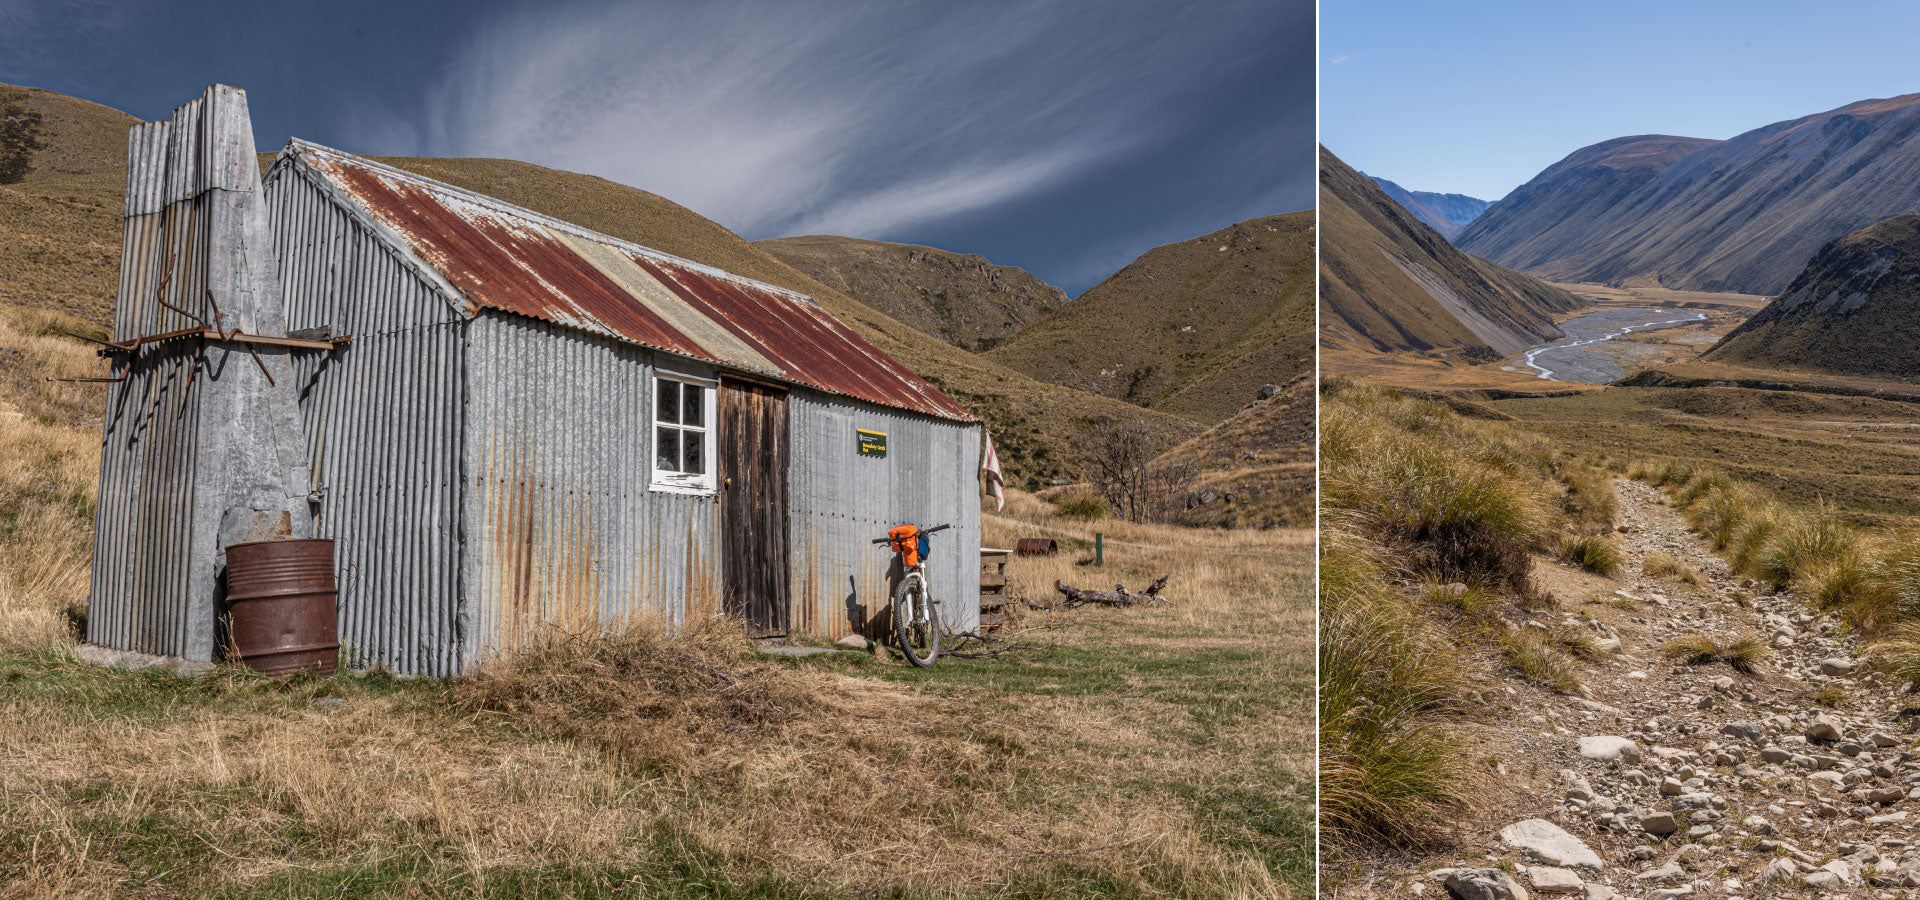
[287,140,976,422]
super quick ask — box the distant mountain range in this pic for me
[1459,94,1920,295]
[755,235,1067,353]
[1320,146,1581,361]
[1705,214,1920,380]
[1366,175,1488,238]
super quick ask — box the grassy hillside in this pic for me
[1154,375,1314,529]
[0,83,136,322]
[1320,146,1583,361]
[755,234,1067,352]
[986,212,1314,425]
[0,82,1201,488]
[1705,214,1920,379]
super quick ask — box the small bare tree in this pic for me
[1084,422,1198,524]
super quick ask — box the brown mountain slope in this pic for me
[1461,94,1920,295]
[1153,375,1313,528]
[0,83,138,320]
[985,212,1313,425]
[753,235,1067,352]
[1454,134,1720,271]
[0,85,1200,487]
[1704,214,1920,380]
[1319,145,1582,361]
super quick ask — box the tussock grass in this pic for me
[1419,578,1499,617]
[1322,381,1552,595]
[1320,380,1588,863]
[1649,466,1914,635]
[1318,525,1477,850]
[1754,509,1858,589]
[1500,629,1581,692]
[1050,492,1111,519]
[1643,552,1704,586]
[1660,632,1769,673]
[1558,534,1621,577]
[1867,622,1920,689]
[1547,627,1606,661]
[1561,467,1618,530]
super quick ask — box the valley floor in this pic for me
[1321,284,1761,396]
[1331,477,1920,899]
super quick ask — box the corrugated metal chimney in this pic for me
[93,84,314,662]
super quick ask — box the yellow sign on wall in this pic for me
[856,428,887,457]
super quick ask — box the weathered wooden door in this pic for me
[719,379,791,636]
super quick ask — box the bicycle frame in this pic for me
[875,523,950,666]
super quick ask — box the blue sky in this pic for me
[1322,0,1920,202]
[0,0,1313,296]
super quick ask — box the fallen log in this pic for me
[1032,575,1170,610]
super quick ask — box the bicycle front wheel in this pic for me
[893,574,940,667]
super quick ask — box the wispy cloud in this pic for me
[368,0,1292,241]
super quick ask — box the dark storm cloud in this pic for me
[1,0,1311,294]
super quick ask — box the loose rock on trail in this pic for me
[1401,478,1920,900]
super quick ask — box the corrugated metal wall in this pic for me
[266,164,469,676]
[88,106,229,659]
[789,394,982,639]
[461,313,721,670]
[96,131,982,672]
[88,340,204,658]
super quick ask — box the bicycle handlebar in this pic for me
[871,523,952,544]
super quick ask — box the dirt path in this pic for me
[1403,478,1920,900]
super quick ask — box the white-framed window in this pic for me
[650,371,717,495]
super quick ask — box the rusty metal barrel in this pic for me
[224,539,339,676]
[1015,537,1059,556]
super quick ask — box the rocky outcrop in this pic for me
[1704,215,1920,380]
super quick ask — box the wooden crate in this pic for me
[979,548,1012,629]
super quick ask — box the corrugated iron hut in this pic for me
[87,86,984,676]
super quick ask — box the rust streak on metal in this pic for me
[318,161,709,359]
[303,147,975,422]
[632,256,975,421]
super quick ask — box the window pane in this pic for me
[657,379,679,424]
[683,383,704,427]
[683,430,704,475]
[656,427,680,472]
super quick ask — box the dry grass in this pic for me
[1660,632,1769,673]
[0,306,105,654]
[1500,629,1581,693]
[1317,524,1478,852]
[0,419,1312,900]
[1557,534,1621,577]
[1643,552,1703,586]
[1318,379,1590,867]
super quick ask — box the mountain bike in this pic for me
[872,523,950,667]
